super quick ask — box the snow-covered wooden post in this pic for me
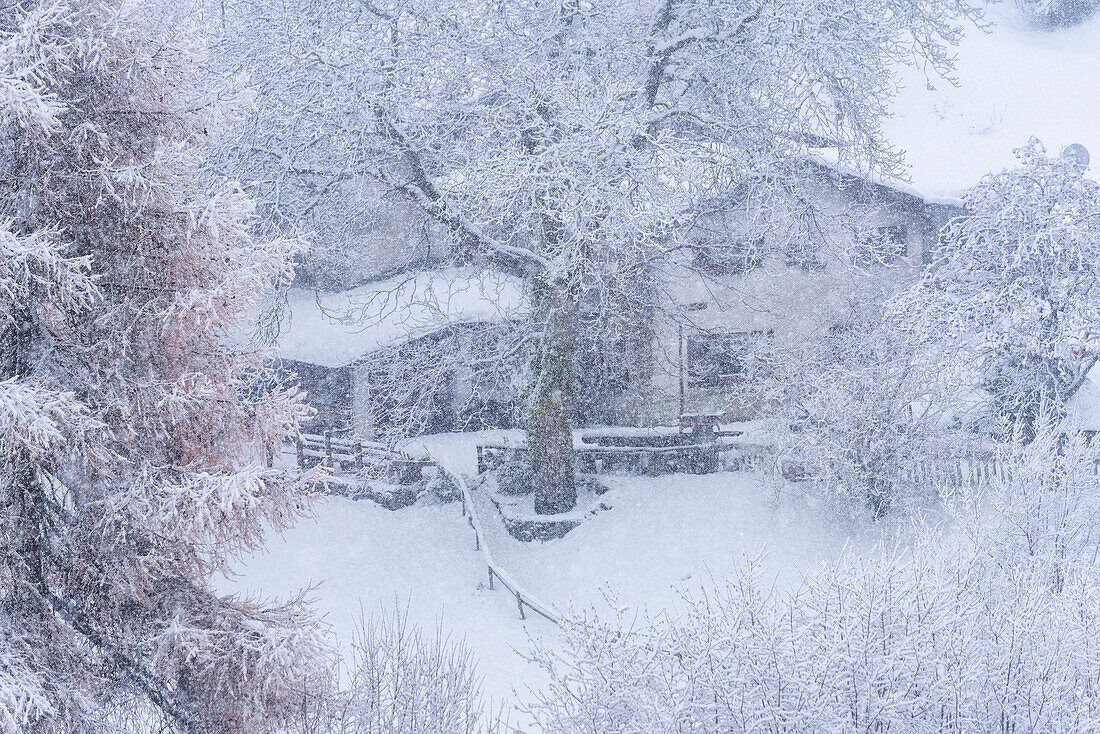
[296,438,304,469]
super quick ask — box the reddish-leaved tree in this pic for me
[0,2,330,731]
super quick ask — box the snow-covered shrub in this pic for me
[293,610,504,734]
[1016,0,1099,26]
[763,305,978,516]
[526,548,1100,732]
[525,421,1100,732]
[495,452,536,496]
[422,466,462,503]
[949,418,1100,592]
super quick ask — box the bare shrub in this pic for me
[292,609,505,734]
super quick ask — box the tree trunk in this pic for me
[528,283,577,515]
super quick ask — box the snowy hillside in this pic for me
[886,4,1100,199]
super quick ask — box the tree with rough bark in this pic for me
[212,0,979,514]
[0,2,330,730]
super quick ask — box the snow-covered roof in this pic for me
[817,7,1100,204]
[275,268,524,368]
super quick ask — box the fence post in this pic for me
[324,430,333,470]
[488,567,494,590]
[296,439,304,469]
[516,591,526,621]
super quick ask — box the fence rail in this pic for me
[294,430,432,484]
[475,441,722,476]
[426,450,561,626]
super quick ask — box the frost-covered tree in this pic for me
[926,139,1100,439]
[0,2,329,730]
[1016,0,1099,26]
[761,287,993,515]
[764,312,941,516]
[214,0,979,514]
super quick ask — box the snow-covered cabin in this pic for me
[276,6,1100,433]
[274,269,525,435]
[639,161,961,422]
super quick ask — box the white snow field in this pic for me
[813,4,1100,204]
[223,431,899,721]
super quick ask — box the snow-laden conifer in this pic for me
[0,2,330,730]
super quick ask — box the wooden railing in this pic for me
[295,430,433,484]
[427,450,561,625]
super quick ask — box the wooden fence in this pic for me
[899,455,1100,488]
[295,430,433,484]
[427,450,561,625]
[898,456,1009,488]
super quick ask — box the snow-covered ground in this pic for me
[885,4,1100,200]
[224,431,901,721]
[220,496,546,713]
[481,471,895,617]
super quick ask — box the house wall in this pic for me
[347,323,524,439]
[284,359,352,428]
[290,167,964,431]
[450,323,525,430]
[631,170,962,424]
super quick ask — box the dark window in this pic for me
[783,238,827,272]
[687,331,769,389]
[285,360,352,427]
[692,236,765,276]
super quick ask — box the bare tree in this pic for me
[211,0,980,513]
[291,609,505,734]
